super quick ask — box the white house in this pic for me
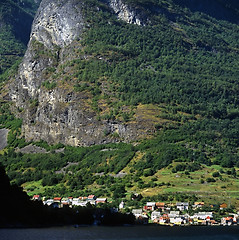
[119,201,125,209]
[144,202,156,211]
[168,211,180,218]
[44,199,54,206]
[72,198,80,206]
[151,211,161,221]
[193,212,213,220]
[96,198,107,204]
[132,209,143,218]
[176,202,189,211]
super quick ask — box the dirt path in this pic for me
[0,128,8,150]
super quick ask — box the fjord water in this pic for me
[0,226,239,240]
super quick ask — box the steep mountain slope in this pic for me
[0,0,39,79]
[1,0,238,203]
[10,0,156,146]
[10,0,239,147]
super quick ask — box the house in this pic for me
[61,198,70,206]
[220,203,228,210]
[132,209,143,218]
[196,219,207,225]
[119,201,125,209]
[88,195,96,200]
[226,214,239,225]
[170,216,186,225]
[53,197,62,202]
[132,209,148,224]
[193,202,204,209]
[96,198,107,204]
[79,196,87,201]
[156,202,165,211]
[176,202,189,211]
[158,214,170,225]
[72,198,80,206]
[221,217,233,226]
[151,211,161,221]
[144,202,156,211]
[193,212,213,220]
[78,201,88,207]
[166,203,175,211]
[43,199,54,206]
[168,211,180,218]
[32,195,41,201]
[191,212,213,225]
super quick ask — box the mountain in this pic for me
[0,0,238,205]
[9,0,239,147]
[0,0,40,79]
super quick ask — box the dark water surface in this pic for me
[0,225,239,240]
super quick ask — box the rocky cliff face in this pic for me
[10,0,153,146]
[107,0,147,26]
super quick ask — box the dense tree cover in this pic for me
[79,1,239,117]
[0,0,239,201]
[0,0,39,78]
[1,113,238,198]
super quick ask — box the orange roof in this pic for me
[156,202,165,206]
[220,203,228,208]
[194,202,204,205]
[54,197,62,201]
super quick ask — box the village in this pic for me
[32,194,239,227]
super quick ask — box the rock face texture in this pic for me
[31,0,84,48]
[10,0,152,146]
[0,129,8,150]
[107,0,146,26]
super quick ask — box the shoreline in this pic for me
[1,223,239,230]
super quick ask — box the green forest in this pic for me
[0,0,239,208]
[0,0,38,80]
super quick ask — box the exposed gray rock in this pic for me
[17,144,48,154]
[107,0,146,26]
[31,0,84,49]
[55,162,78,174]
[10,0,153,146]
[0,128,8,150]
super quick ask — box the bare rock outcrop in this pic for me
[10,0,152,146]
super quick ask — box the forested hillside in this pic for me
[0,0,239,207]
[0,0,39,81]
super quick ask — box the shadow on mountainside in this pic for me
[174,0,239,24]
[0,163,135,228]
[0,163,93,227]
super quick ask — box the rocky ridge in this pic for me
[107,0,147,26]
[10,0,153,146]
